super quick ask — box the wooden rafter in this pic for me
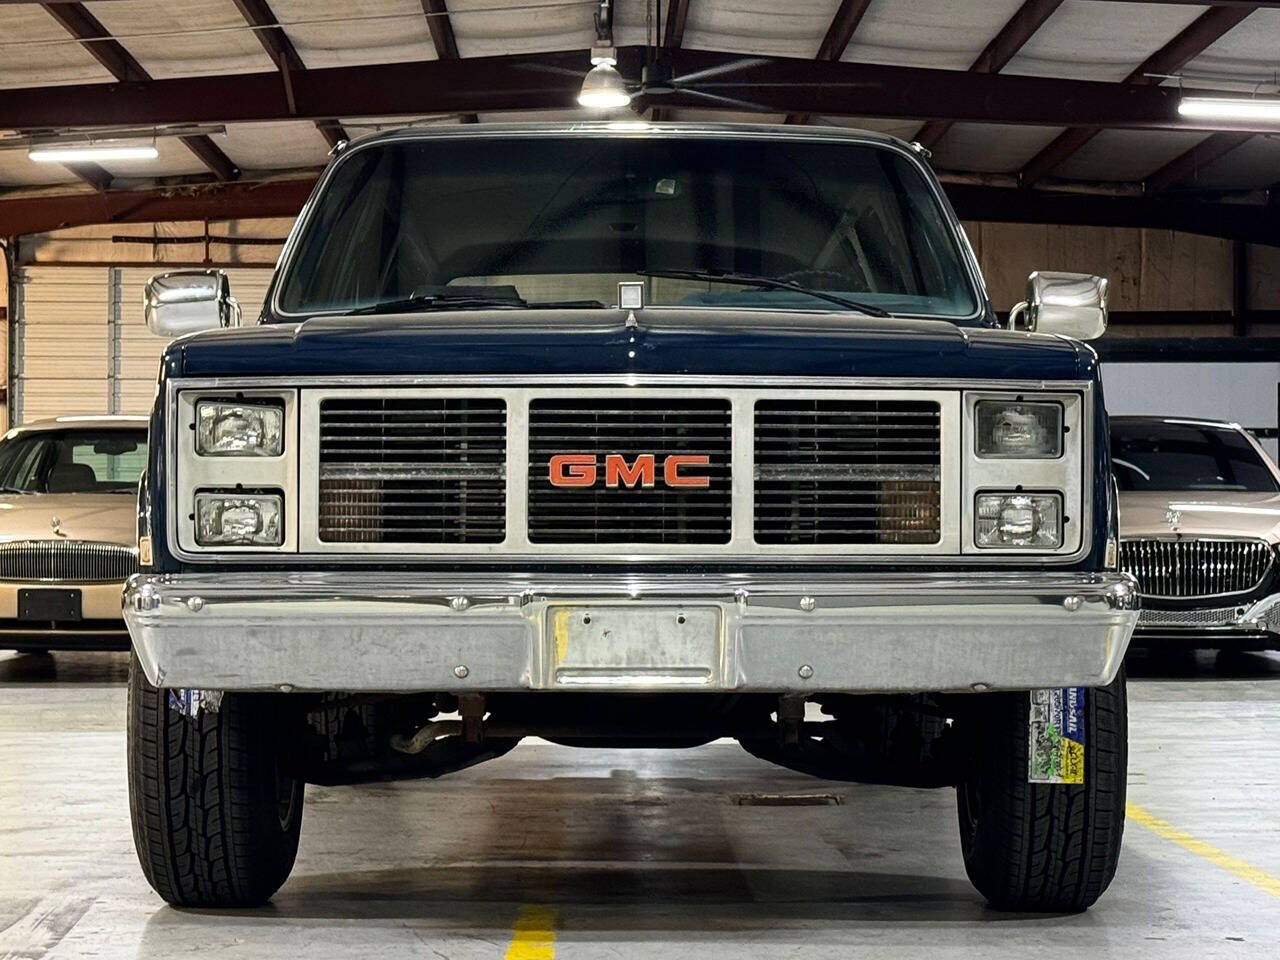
[1020,4,1257,185]
[3,171,1278,247]
[229,0,350,149]
[38,2,241,181]
[421,0,478,124]
[785,0,873,124]
[3,48,1278,134]
[1145,132,1255,192]
[914,0,1064,151]
[651,0,694,122]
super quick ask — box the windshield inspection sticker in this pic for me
[1028,687,1086,785]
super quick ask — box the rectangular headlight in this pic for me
[195,400,284,457]
[195,492,283,546]
[975,400,1062,458]
[975,492,1063,549]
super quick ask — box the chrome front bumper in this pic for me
[124,571,1139,694]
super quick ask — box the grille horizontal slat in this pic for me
[1120,538,1273,598]
[318,397,506,544]
[754,399,942,545]
[0,541,137,582]
[527,398,732,545]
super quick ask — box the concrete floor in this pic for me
[2,649,1279,959]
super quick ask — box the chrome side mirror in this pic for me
[144,270,241,337]
[1008,271,1108,341]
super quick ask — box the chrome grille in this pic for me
[754,399,942,544]
[1120,538,1273,599]
[0,540,137,582]
[527,398,732,544]
[1138,606,1243,628]
[317,398,506,543]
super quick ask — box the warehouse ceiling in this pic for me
[1,0,1279,240]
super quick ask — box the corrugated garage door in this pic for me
[13,266,274,424]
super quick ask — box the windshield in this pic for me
[0,430,148,494]
[276,134,980,319]
[1111,420,1278,493]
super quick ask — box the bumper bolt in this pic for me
[186,596,204,612]
[1062,595,1083,612]
[797,664,814,680]
[454,665,470,679]
[799,596,817,612]
[449,596,470,612]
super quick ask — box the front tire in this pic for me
[956,669,1127,912]
[127,653,303,907]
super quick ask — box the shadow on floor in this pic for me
[0,649,130,684]
[1125,647,1280,681]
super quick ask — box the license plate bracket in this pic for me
[546,604,722,687]
[19,588,83,622]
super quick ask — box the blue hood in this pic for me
[169,309,1093,381]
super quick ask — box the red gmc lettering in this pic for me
[604,454,656,488]
[549,454,712,489]
[548,453,597,487]
[663,454,711,489]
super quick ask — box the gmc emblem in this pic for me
[548,453,711,489]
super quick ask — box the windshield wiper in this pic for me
[0,485,27,494]
[345,293,531,316]
[636,269,891,318]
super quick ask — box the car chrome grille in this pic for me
[754,399,942,544]
[0,540,137,582]
[1120,538,1273,599]
[1137,606,1243,628]
[317,397,506,543]
[527,398,733,544]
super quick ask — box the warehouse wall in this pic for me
[962,222,1241,334]
[5,217,1276,425]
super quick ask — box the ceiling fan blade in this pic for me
[667,57,770,87]
[665,87,779,114]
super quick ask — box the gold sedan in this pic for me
[0,416,147,652]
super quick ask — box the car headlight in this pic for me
[975,492,1063,549]
[195,492,283,546]
[195,400,284,457]
[975,400,1062,458]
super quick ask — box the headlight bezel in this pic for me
[962,390,1085,556]
[174,388,298,554]
[194,399,285,458]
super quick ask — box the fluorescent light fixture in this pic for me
[28,144,159,163]
[1177,96,1280,122]
[578,57,631,110]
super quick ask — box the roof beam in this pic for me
[663,0,692,48]
[229,0,350,148]
[1145,131,1254,192]
[0,177,318,237]
[40,2,241,181]
[63,162,113,192]
[3,48,1278,133]
[1019,5,1257,185]
[913,0,1063,151]
[421,0,478,123]
[943,182,1280,246]
[651,0,693,122]
[785,0,873,124]
[4,170,1276,247]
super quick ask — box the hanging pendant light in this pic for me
[578,0,630,110]
[578,54,632,109]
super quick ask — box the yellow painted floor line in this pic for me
[503,904,559,960]
[1127,802,1280,901]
